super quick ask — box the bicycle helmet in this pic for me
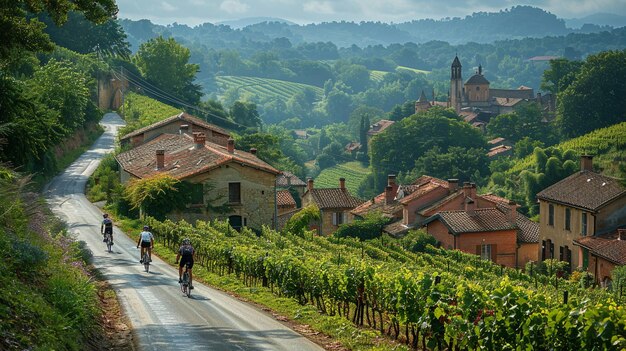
[182,238,191,245]
[143,225,149,230]
[103,213,108,218]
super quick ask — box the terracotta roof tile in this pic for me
[494,97,524,107]
[308,188,364,209]
[120,112,229,141]
[426,208,517,234]
[487,145,512,157]
[537,171,626,211]
[276,171,306,187]
[277,190,296,207]
[367,120,395,136]
[575,230,626,265]
[351,193,403,218]
[116,133,279,179]
[383,221,412,237]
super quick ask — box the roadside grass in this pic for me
[114,216,408,351]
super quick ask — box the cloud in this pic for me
[160,1,178,12]
[220,0,249,14]
[303,1,335,15]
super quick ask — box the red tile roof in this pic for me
[119,112,230,141]
[537,170,626,211]
[383,221,412,237]
[351,192,403,218]
[425,208,517,234]
[487,145,512,157]
[397,176,449,205]
[116,133,279,179]
[493,97,524,107]
[575,231,626,265]
[367,120,395,136]
[307,188,364,209]
[277,190,296,207]
[487,137,506,145]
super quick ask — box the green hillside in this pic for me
[508,121,626,177]
[216,76,324,102]
[369,70,388,82]
[396,65,430,74]
[119,92,182,137]
[315,161,370,196]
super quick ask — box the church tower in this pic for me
[450,56,463,113]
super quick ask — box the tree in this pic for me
[348,106,381,139]
[134,36,202,105]
[282,205,321,237]
[557,50,626,138]
[230,101,262,130]
[411,146,490,185]
[124,174,187,220]
[540,58,582,95]
[335,212,389,241]
[0,0,117,65]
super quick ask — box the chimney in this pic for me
[227,137,235,153]
[465,197,476,216]
[462,182,476,199]
[581,155,593,172]
[387,174,398,195]
[156,149,165,170]
[618,229,626,241]
[385,186,394,205]
[307,178,314,191]
[249,148,257,155]
[448,179,459,193]
[193,132,206,148]
[339,177,346,190]
[179,123,189,134]
[508,200,518,224]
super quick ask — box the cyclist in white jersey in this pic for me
[136,225,154,263]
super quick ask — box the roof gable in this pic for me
[425,208,517,234]
[120,112,229,141]
[307,188,364,209]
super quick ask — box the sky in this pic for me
[115,0,626,26]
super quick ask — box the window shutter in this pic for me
[491,244,497,263]
[342,212,347,224]
[476,245,481,255]
[332,213,337,225]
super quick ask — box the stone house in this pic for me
[276,171,307,200]
[537,155,626,272]
[276,190,297,216]
[574,229,626,286]
[119,112,231,148]
[301,178,364,236]
[115,132,280,230]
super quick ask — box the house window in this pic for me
[480,244,492,261]
[229,182,241,203]
[228,215,242,231]
[189,183,204,205]
[548,204,554,226]
[581,212,587,236]
[332,212,345,226]
[565,208,571,231]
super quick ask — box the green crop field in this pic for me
[396,65,430,74]
[315,161,370,196]
[216,76,323,102]
[369,70,388,82]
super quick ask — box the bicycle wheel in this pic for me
[106,234,112,252]
[143,253,150,272]
[183,272,191,298]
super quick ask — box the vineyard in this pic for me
[216,76,324,102]
[315,161,370,196]
[118,92,182,137]
[396,66,430,75]
[147,217,625,351]
[507,121,626,177]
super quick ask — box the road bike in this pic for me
[142,251,150,273]
[180,262,192,298]
[104,232,113,253]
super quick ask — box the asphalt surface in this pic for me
[44,112,324,351]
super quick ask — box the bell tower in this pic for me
[450,55,463,113]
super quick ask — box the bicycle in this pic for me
[142,251,150,273]
[180,262,192,298]
[104,232,113,253]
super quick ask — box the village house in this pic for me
[537,155,626,272]
[276,171,307,199]
[115,132,280,230]
[119,112,231,148]
[352,175,538,268]
[276,190,297,216]
[301,178,365,236]
[574,229,626,286]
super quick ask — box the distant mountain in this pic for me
[216,17,296,29]
[565,13,626,29]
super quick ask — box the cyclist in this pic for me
[175,238,195,289]
[101,213,113,244]
[136,225,154,263]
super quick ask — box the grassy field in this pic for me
[315,161,370,196]
[216,76,324,102]
[118,92,182,137]
[396,65,430,74]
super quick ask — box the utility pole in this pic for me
[120,66,125,117]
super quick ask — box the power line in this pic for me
[112,67,248,129]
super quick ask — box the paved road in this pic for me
[45,112,323,351]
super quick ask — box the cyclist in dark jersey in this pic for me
[175,238,195,289]
[101,213,113,244]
